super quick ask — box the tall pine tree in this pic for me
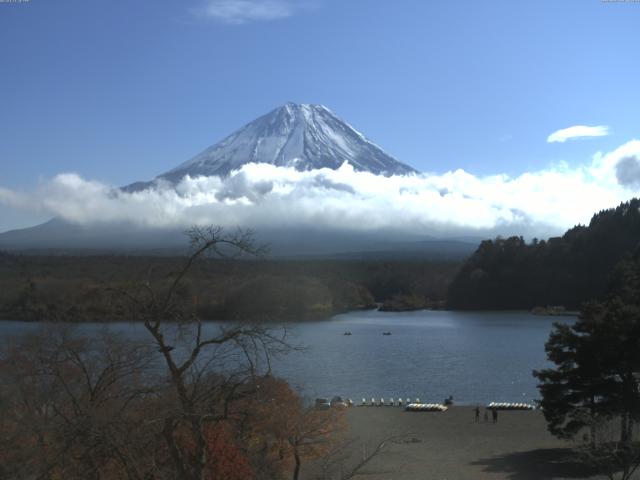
[534,253,640,478]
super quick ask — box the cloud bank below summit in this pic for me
[2,140,640,238]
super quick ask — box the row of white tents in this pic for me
[357,398,536,411]
[487,402,535,410]
[361,397,423,407]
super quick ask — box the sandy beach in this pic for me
[304,406,612,480]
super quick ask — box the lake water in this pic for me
[0,309,570,405]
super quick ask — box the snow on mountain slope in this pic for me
[141,103,417,187]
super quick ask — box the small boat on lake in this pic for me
[382,332,392,336]
[344,331,352,336]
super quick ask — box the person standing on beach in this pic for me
[491,408,498,424]
[474,406,480,422]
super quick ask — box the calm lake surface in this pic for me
[0,309,571,405]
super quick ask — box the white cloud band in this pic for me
[547,125,610,143]
[194,0,298,24]
[1,140,639,238]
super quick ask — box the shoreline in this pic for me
[304,406,600,480]
[0,307,579,323]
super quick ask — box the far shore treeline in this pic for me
[2,198,640,322]
[0,255,456,322]
[448,198,640,310]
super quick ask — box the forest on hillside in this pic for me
[448,199,640,310]
[4,199,640,321]
[0,253,458,322]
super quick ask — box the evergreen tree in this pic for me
[534,254,640,478]
[448,198,640,310]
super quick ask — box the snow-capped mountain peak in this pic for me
[155,102,417,183]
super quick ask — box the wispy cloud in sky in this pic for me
[194,0,300,24]
[2,140,639,238]
[547,125,610,143]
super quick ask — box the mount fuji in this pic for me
[0,104,480,258]
[126,103,416,190]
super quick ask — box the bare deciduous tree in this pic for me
[314,432,416,480]
[578,419,640,480]
[112,227,296,479]
[1,227,349,480]
[0,327,157,479]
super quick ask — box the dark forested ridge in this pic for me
[6,199,639,320]
[448,198,640,310]
[0,254,459,322]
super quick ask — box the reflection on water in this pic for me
[0,309,571,405]
[272,310,572,405]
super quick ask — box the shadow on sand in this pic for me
[470,448,601,480]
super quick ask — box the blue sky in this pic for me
[1,0,639,233]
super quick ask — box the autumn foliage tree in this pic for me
[238,377,346,480]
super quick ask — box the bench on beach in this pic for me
[405,403,448,412]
